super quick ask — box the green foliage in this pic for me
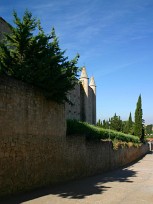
[146,135,153,138]
[102,119,110,129]
[97,119,103,127]
[97,119,110,129]
[123,112,134,134]
[0,10,80,103]
[110,113,122,132]
[122,121,128,134]
[128,112,133,131]
[145,124,153,135]
[67,120,140,143]
[134,95,144,141]
[99,113,135,136]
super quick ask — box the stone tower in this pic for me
[89,76,96,125]
[80,67,89,123]
[65,67,96,125]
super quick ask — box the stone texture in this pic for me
[0,17,11,41]
[0,76,66,196]
[0,65,149,198]
[65,67,96,125]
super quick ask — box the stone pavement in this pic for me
[1,153,153,204]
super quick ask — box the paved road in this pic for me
[1,153,153,204]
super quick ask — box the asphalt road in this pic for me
[1,153,153,204]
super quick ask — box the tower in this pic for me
[89,76,96,125]
[80,67,89,122]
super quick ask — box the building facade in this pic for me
[65,67,96,125]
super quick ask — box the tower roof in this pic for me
[89,76,96,87]
[80,67,88,79]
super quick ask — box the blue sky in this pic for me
[1,0,153,124]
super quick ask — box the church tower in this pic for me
[89,76,96,125]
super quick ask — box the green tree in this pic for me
[134,95,144,141]
[0,10,80,104]
[122,121,129,134]
[122,113,134,135]
[97,119,102,127]
[146,124,153,135]
[128,112,132,129]
[127,112,134,134]
[110,113,122,132]
[102,119,110,129]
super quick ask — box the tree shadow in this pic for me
[0,167,137,204]
[53,168,136,200]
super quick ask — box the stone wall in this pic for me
[65,137,149,177]
[0,76,66,195]
[65,83,81,121]
[0,76,149,197]
[0,17,11,41]
[88,86,96,124]
[65,78,96,124]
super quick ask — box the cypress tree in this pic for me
[128,112,134,134]
[134,95,144,141]
[97,119,101,127]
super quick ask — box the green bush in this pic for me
[67,120,140,143]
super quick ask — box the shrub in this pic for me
[67,120,140,143]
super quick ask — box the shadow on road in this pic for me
[0,167,137,204]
